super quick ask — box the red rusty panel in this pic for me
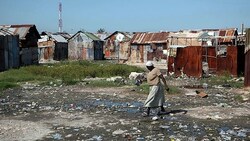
[216,57,228,74]
[173,46,202,77]
[219,46,237,76]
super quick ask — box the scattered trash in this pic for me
[112,129,127,136]
[152,116,160,121]
[52,133,63,140]
[195,90,208,98]
[65,134,72,138]
[91,135,103,141]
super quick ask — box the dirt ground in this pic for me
[0,78,250,141]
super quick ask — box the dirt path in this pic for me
[0,83,250,140]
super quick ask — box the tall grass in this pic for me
[0,61,144,91]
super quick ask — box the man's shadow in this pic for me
[158,109,187,115]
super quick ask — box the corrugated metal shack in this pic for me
[0,24,40,66]
[201,28,244,76]
[130,32,169,63]
[38,32,68,61]
[0,29,19,71]
[245,28,250,87]
[104,31,132,62]
[68,31,104,60]
[167,30,203,77]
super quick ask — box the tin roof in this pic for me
[201,28,237,42]
[130,32,169,44]
[0,28,14,36]
[51,34,67,43]
[0,24,40,39]
[104,31,132,40]
[69,31,102,41]
[55,32,72,40]
[84,32,101,41]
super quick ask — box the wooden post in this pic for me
[244,28,250,87]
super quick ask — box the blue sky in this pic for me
[0,0,249,34]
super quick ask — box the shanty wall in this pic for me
[104,35,130,60]
[202,47,217,72]
[245,28,250,87]
[93,41,104,60]
[20,47,39,66]
[130,45,142,63]
[0,35,20,71]
[68,38,94,60]
[202,46,239,76]
[168,46,202,77]
[54,43,68,61]
[147,43,168,62]
[130,43,168,63]
[38,40,54,62]
[68,34,103,60]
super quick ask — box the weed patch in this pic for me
[0,61,144,87]
[0,82,19,91]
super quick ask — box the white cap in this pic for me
[146,61,153,66]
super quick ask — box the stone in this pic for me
[112,129,127,135]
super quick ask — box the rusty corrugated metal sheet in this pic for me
[168,46,202,77]
[218,28,237,43]
[130,32,169,44]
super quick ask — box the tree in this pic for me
[97,28,105,33]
